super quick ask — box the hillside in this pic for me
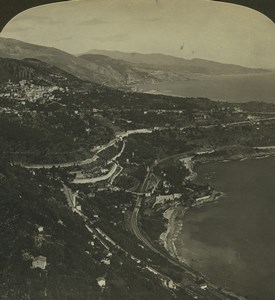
[0,57,117,164]
[0,57,91,87]
[0,163,174,300]
[0,38,184,87]
[79,53,186,85]
[0,37,103,81]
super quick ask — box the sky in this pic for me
[1,0,275,69]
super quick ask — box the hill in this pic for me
[79,53,186,85]
[0,37,103,82]
[0,57,117,164]
[0,57,91,87]
[0,163,174,300]
[0,38,184,87]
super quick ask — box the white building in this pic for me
[195,195,211,204]
[200,283,208,290]
[38,226,44,233]
[32,256,47,270]
[101,258,111,265]
[155,193,182,203]
[163,279,177,290]
[96,277,106,288]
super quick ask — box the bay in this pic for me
[175,157,275,300]
[138,72,275,103]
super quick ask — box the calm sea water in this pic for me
[139,72,275,103]
[175,157,275,300]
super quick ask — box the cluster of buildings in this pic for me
[154,193,182,207]
[0,80,66,103]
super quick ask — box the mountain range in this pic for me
[0,37,186,87]
[84,49,268,75]
[0,37,269,90]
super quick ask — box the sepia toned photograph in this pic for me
[0,0,275,299]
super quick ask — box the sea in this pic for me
[175,157,275,300]
[138,72,275,103]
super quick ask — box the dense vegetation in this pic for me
[0,163,99,299]
[0,164,176,300]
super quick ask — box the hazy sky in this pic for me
[1,0,275,68]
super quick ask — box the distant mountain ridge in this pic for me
[79,53,187,85]
[0,38,268,87]
[0,37,271,102]
[0,37,186,87]
[0,37,112,85]
[84,49,268,75]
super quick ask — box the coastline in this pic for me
[160,205,188,262]
[160,189,223,262]
[195,147,275,165]
[159,149,275,263]
[173,154,275,300]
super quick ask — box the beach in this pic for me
[160,206,187,262]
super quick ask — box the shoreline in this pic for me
[160,149,275,265]
[195,148,275,165]
[160,205,188,262]
[159,151,275,299]
[160,189,223,262]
